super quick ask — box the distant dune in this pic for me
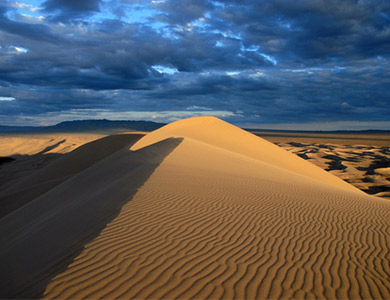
[0,116,389,299]
[276,141,390,199]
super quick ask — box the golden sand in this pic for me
[0,117,389,299]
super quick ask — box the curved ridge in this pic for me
[131,116,361,193]
[38,117,390,299]
[42,148,390,299]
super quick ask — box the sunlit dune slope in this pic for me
[131,116,361,193]
[42,117,390,299]
[0,134,180,298]
[1,117,389,300]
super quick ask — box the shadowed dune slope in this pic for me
[0,133,105,156]
[41,117,390,299]
[0,134,181,298]
[0,134,144,218]
[4,134,143,192]
[131,116,362,193]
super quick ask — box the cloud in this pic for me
[8,1,40,12]
[42,0,102,21]
[211,0,390,62]
[0,0,389,127]
[0,5,57,42]
[153,0,213,25]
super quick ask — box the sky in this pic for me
[0,0,389,130]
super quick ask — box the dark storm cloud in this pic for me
[144,58,390,124]
[0,5,56,42]
[0,0,389,127]
[153,0,213,25]
[0,83,115,116]
[0,16,268,89]
[214,0,390,62]
[0,18,166,89]
[42,0,102,21]
[151,74,277,98]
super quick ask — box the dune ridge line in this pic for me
[1,116,389,299]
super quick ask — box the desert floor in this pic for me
[253,131,390,199]
[0,119,389,299]
[2,130,388,201]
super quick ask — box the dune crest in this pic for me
[1,117,389,299]
[132,116,361,193]
[41,117,390,299]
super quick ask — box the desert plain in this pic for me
[253,130,390,199]
[0,116,389,299]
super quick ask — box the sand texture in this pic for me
[0,133,141,217]
[0,133,106,191]
[277,142,390,199]
[1,117,390,299]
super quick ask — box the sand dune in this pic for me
[1,117,390,299]
[0,133,105,157]
[131,116,362,193]
[0,134,142,217]
[0,134,180,298]
[277,142,390,199]
[0,133,106,195]
[0,134,143,217]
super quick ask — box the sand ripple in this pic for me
[43,131,390,299]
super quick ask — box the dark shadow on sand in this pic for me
[0,156,16,165]
[0,136,182,299]
[36,139,66,155]
[0,134,147,219]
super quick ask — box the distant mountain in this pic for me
[246,128,390,134]
[1,120,389,134]
[0,119,166,133]
[0,125,40,133]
